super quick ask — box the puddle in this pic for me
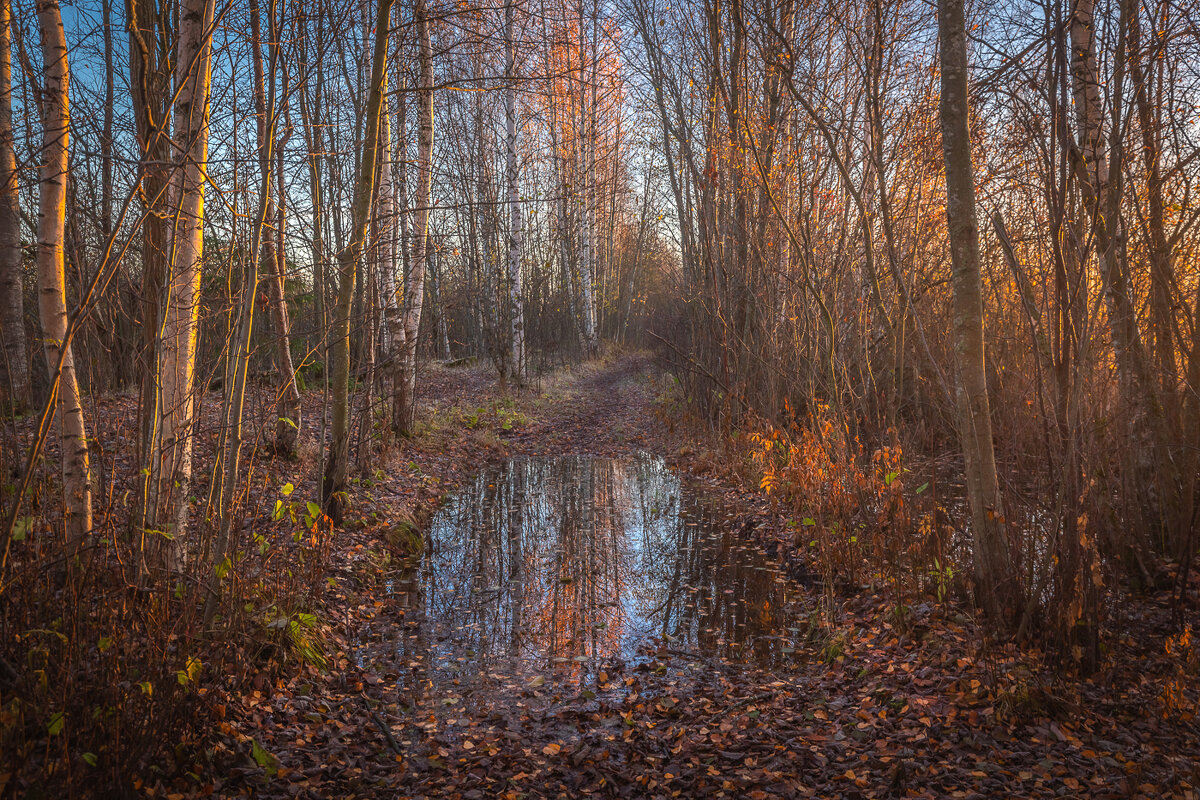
[372,454,807,698]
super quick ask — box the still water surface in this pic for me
[380,454,805,691]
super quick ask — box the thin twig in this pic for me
[361,692,404,756]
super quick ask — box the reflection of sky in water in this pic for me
[388,454,803,691]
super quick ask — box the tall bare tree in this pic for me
[322,0,394,521]
[36,0,92,546]
[505,0,525,381]
[938,0,1015,624]
[257,0,302,456]
[394,0,431,435]
[126,0,173,461]
[0,0,26,408]
[146,0,215,570]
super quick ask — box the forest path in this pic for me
[217,353,1200,799]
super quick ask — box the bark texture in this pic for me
[938,0,1016,625]
[394,0,432,435]
[36,0,92,546]
[0,0,27,408]
[505,0,525,381]
[148,0,215,570]
[322,0,394,522]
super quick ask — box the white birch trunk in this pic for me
[149,0,215,569]
[576,0,597,355]
[395,0,432,435]
[505,0,525,382]
[36,0,91,546]
[0,0,27,408]
[377,66,408,429]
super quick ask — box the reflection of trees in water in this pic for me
[391,455,797,696]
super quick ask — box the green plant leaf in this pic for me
[281,482,295,496]
[176,656,202,686]
[251,739,279,776]
[12,516,32,541]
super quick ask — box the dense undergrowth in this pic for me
[2,353,1199,798]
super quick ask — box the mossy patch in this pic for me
[386,516,424,559]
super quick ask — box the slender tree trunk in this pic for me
[430,246,450,358]
[505,0,525,382]
[378,67,408,429]
[211,2,277,594]
[298,22,326,351]
[147,0,215,570]
[395,0,431,435]
[0,0,27,408]
[938,0,1016,626]
[1073,0,1176,570]
[576,0,597,356]
[100,0,113,236]
[126,0,172,466]
[322,0,393,522]
[36,0,91,547]
[1128,0,1175,401]
[253,0,301,455]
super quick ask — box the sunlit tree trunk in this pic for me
[505,0,525,382]
[322,0,393,522]
[0,0,27,409]
[394,0,431,435]
[147,0,215,570]
[36,0,91,547]
[938,0,1016,626]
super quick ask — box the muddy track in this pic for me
[214,353,1200,800]
[511,352,661,458]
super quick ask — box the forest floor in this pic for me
[176,353,1198,798]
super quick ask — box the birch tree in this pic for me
[323,0,393,521]
[394,0,431,435]
[36,0,92,545]
[576,0,597,356]
[146,0,215,570]
[938,0,1015,624]
[380,59,406,429]
[0,0,26,409]
[505,0,525,381]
